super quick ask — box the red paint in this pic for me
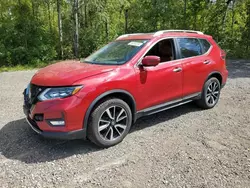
[28,32,228,133]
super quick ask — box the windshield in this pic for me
[84,40,148,65]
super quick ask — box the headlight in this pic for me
[25,84,30,95]
[38,86,83,101]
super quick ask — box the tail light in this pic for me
[220,49,227,68]
[220,50,226,60]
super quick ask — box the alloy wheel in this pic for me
[98,106,128,141]
[206,81,220,106]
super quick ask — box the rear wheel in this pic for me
[87,98,132,148]
[196,77,221,109]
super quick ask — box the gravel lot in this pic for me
[0,60,250,188]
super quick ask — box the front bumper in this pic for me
[23,84,90,140]
[24,105,86,140]
[26,116,86,140]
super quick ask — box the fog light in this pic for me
[34,114,44,121]
[49,120,65,126]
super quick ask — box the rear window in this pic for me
[199,39,211,53]
[176,38,202,58]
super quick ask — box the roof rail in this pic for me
[117,33,146,39]
[154,30,204,36]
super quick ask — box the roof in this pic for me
[116,30,211,41]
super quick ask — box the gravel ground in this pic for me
[0,60,250,188]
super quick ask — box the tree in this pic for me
[57,0,63,58]
[73,0,79,58]
[1,0,250,67]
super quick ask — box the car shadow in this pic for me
[0,103,200,164]
[130,102,200,133]
[0,118,100,164]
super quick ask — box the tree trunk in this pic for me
[200,1,210,31]
[105,18,109,42]
[80,3,84,28]
[153,0,157,30]
[184,0,187,29]
[162,0,168,29]
[231,0,235,37]
[84,2,87,27]
[74,0,79,58]
[47,1,52,33]
[246,2,250,52]
[194,14,197,30]
[124,9,128,33]
[222,0,233,33]
[31,0,35,18]
[57,0,63,59]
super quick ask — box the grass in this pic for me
[0,61,57,72]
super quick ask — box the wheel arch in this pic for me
[205,71,222,86]
[83,89,137,131]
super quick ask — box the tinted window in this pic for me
[200,39,211,53]
[145,39,175,62]
[177,38,202,58]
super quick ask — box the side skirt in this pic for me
[135,92,201,120]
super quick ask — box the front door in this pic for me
[135,39,183,110]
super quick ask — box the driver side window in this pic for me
[145,39,175,63]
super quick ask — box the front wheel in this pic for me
[196,77,221,109]
[87,98,132,148]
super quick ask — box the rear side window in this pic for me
[176,38,202,58]
[199,39,211,53]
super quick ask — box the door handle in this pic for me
[204,60,211,65]
[173,67,182,72]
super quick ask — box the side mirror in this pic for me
[141,56,160,67]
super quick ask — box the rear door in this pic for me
[175,37,213,97]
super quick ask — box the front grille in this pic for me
[29,84,46,104]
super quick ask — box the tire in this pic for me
[87,98,132,148]
[196,77,221,109]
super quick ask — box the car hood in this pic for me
[31,60,117,86]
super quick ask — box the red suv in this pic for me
[23,30,228,147]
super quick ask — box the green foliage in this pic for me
[0,0,250,68]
